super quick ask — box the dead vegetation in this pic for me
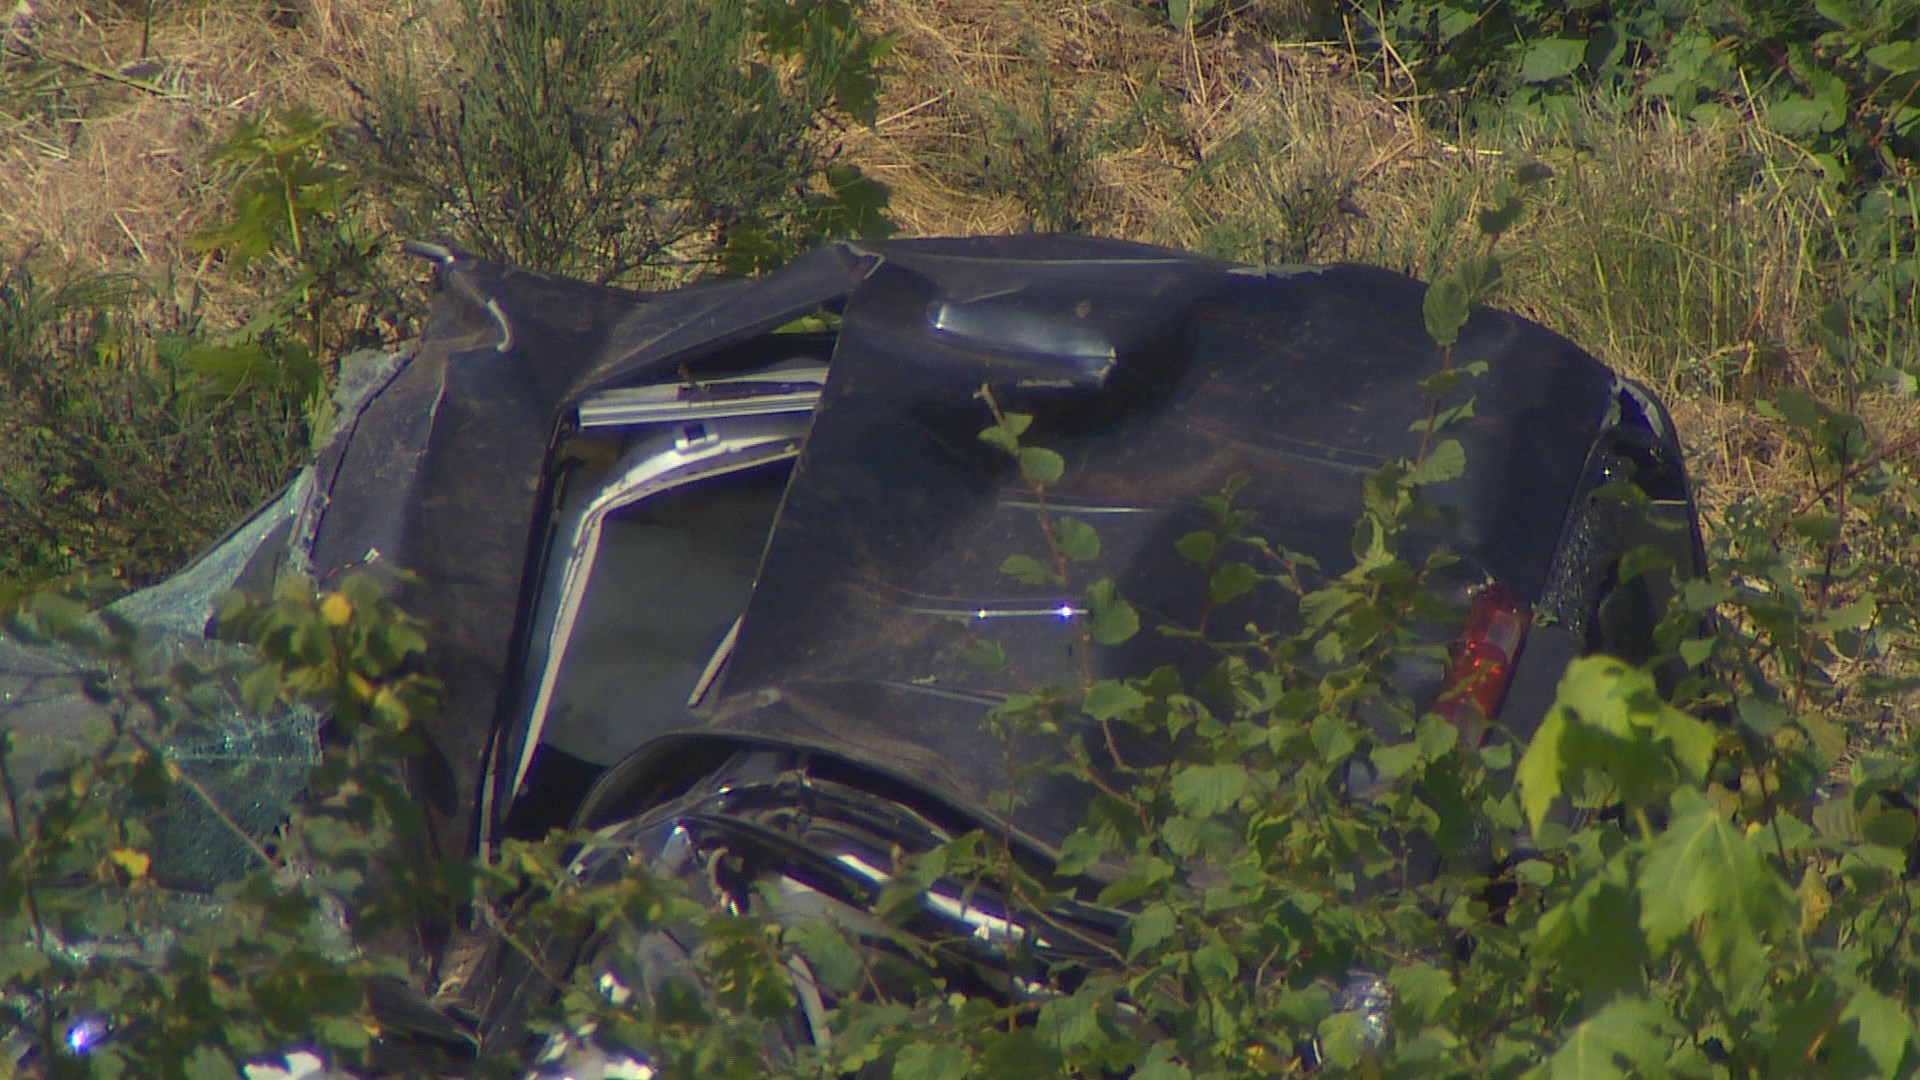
[1,1,436,288]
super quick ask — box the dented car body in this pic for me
[0,236,1705,1069]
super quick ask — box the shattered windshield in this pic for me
[0,628,322,891]
[0,479,322,890]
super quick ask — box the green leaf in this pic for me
[1455,254,1503,304]
[1086,579,1140,645]
[1191,939,1239,983]
[1000,553,1059,586]
[1208,562,1259,604]
[1126,904,1177,959]
[1770,977,1843,1077]
[1736,692,1788,736]
[1311,714,1360,764]
[1536,851,1648,1005]
[1423,276,1471,348]
[1615,544,1672,585]
[1170,762,1250,817]
[1415,396,1478,433]
[1416,713,1458,758]
[1037,993,1101,1052]
[1056,517,1100,562]
[1768,94,1846,136]
[1132,1053,1194,1080]
[1418,360,1489,397]
[1161,813,1208,857]
[1860,806,1917,849]
[1370,741,1424,782]
[1478,195,1525,238]
[1542,997,1668,1079]
[896,1042,970,1080]
[1869,41,1920,73]
[1515,859,1555,886]
[1083,680,1146,722]
[318,1014,373,1051]
[978,412,1031,454]
[1019,446,1065,486]
[1789,512,1839,542]
[185,342,280,395]
[1316,1011,1370,1069]
[1761,386,1826,430]
[1678,637,1715,668]
[183,1046,243,1080]
[1299,587,1354,628]
[1175,530,1216,565]
[1407,440,1467,486]
[1517,657,1717,831]
[1387,963,1457,1026]
[1520,36,1589,83]
[1638,788,1792,959]
[976,1030,1063,1080]
[1833,985,1917,1079]
[1816,595,1876,633]
[823,164,894,237]
[1518,702,1570,834]
[788,918,863,995]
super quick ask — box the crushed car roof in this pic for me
[5,235,1642,866]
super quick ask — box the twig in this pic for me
[874,93,947,129]
[1784,427,1920,526]
[112,212,149,263]
[140,733,279,870]
[35,47,183,99]
[0,734,63,1060]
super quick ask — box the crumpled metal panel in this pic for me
[298,247,877,860]
[582,240,1622,848]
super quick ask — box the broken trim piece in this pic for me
[576,363,827,429]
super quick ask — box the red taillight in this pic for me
[1436,583,1530,745]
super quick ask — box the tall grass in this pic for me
[0,259,307,590]
[1145,74,1918,403]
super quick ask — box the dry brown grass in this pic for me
[849,0,1426,248]
[1,0,445,322]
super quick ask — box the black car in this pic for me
[0,235,1705,1074]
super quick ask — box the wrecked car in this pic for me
[0,235,1706,1072]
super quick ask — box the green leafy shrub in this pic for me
[941,58,1109,234]
[356,0,894,286]
[1343,0,1919,180]
[0,261,308,591]
[190,105,416,434]
[1305,1,1920,390]
[0,574,444,1077]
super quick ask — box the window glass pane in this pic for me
[542,460,790,765]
